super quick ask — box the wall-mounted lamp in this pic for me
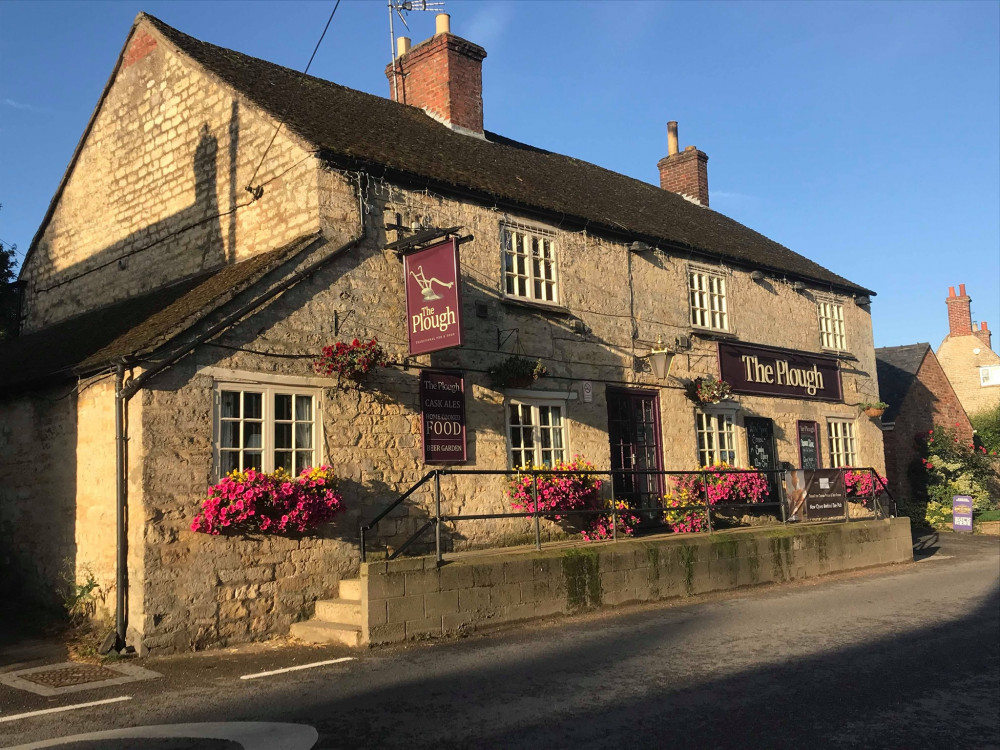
[629,241,652,253]
[792,281,807,292]
[750,270,765,282]
[647,336,675,380]
[854,295,871,306]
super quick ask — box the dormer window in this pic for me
[502,223,558,304]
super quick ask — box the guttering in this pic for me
[108,225,368,653]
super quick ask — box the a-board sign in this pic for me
[785,469,846,521]
[420,370,467,464]
[952,495,974,533]
[404,238,463,356]
[797,420,820,470]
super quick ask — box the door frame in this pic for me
[606,387,666,509]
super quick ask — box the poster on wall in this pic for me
[420,370,467,464]
[785,469,846,521]
[404,238,463,356]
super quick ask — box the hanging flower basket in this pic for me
[489,356,547,389]
[314,338,389,382]
[690,375,734,405]
[860,401,888,418]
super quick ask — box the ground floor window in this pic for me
[696,411,737,466]
[216,384,320,477]
[826,418,857,467]
[507,400,567,468]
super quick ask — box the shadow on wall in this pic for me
[24,100,243,326]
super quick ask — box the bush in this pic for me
[970,403,1000,454]
[191,466,344,535]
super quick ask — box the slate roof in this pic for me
[875,343,931,422]
[145,14,873,296]
[0,238,316,390]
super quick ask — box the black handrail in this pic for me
[359,471,435,562]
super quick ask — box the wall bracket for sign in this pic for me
[385,225,472,259]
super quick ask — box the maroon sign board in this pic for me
[404,238,463,356]
[420,370,467,464]
[785,469,847,521]
[718,342,843,402]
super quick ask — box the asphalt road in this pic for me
[2,531,998,749]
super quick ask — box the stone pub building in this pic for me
[0,13,885,653]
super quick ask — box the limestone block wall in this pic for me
[937,334,1000,417]
[18,20,321,333]
[360,517,914,645]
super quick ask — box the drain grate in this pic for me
[20,663,123,688]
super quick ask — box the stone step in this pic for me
[314,598,362,625]
[289,620,363,647]
[339,578,361,600]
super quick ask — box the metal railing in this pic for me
[359,467,894,564]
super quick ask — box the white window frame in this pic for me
[826,418,857,468]
[980,365,1000,387]
[817,297,847,352]
[213,382,323,479]
[688,264,730,332]
[501,221,559,305]
[505,398,569,468]
[695,408,739,467]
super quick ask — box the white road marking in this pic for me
[7,721,317,749]
[0,695,131,724]
[239,656,355,680]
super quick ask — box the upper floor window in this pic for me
[216,385,319,478]
[507,399,567,468]
[502,223,558,304]
[695,411,738,466]
[980,365,1000,387]
[826,419,857,467]
[818,300,847,351]
[689,267,728,331]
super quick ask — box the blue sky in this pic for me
[1,0,997,348]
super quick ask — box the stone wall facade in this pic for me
[938,333,1000,417]
[17,19,321,333]
[360,518,914,645]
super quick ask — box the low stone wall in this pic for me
[360,518,913,645]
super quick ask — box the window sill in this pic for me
[500,296,572,317]
[690,328,738,341]
[821,349,858,362]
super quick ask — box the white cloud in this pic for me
[3,98,50,114]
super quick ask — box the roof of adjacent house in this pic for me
[874,343,932,422]
[145,14,872,297]
[0,238,315,390]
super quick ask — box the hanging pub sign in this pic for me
[404,238,463,356]
[718,342,843,402]
[420,370,467,464]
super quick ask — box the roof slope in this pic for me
[875,343,931,422]
[0,239,314,390]
[145,14,872,296]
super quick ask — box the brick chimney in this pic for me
[385,13,487,137]
[945,284,973,337]
[974,321,992,350]
[657,121,709,207]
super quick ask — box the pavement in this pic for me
[1,529,997,749]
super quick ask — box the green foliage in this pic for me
[0,240,17,340]
[488,356,546,389]
[970,403,1000,454]
[976,509,1000,522]
[64,568,102,624]
[907,423,1000,526]
[859,400,889,410]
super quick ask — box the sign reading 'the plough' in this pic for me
[718,342,843,402]
[404,238,463,356]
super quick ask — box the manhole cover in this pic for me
[21,663,122,688]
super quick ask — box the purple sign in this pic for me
[404,238,463,356]
[718,342,843,402]
[420,370,467,464]
[952,495,974,533]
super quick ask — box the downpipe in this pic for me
[110,360,129,653]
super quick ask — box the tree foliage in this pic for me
[0,240,18,340]
[970,403,1000,454]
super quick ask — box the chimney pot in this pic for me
[949,286,956,297]
[396,36,411,57]
[983,322,989,331]
[436,13,450,35]
[667,121,679,156]
[959,283,967,296]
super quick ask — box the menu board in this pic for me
[797,421,820,470]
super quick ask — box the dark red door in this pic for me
[607,389,664,519]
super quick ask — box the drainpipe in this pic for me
[112,360,128,652]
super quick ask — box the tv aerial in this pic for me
[388,0,445,101]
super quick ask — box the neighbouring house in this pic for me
[0,12,886,654]
[937,284,1000,418]
[875,343,972,503]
